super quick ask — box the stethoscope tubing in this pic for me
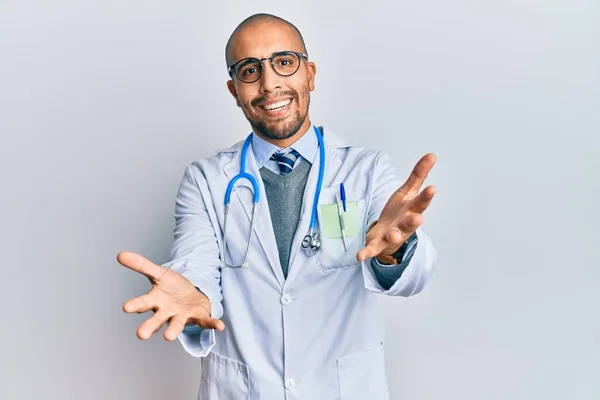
[222,126,325,267]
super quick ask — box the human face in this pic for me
[227,21,316,143]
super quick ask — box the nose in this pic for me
[259,61,282,93]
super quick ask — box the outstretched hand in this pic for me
[356,153,437,262]
[118,251,224,341]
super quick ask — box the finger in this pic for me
[164,316,187,341]
[123,293,157,314]
[410,185,436,214]
[197,316,226,331]
[385,228,404,247]
[137,310,171,340]
[396,153,436,195]
[398,213,423,233]
[117,251,167,281]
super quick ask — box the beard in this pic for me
[245,86,311,140]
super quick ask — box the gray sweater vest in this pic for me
[259,159,311,278]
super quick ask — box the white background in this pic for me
[1,1,598,399]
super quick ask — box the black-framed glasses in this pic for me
[228,51,308,84]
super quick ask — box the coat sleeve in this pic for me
[361,152,438,296]
[369,231,418,290]
[161,164,222,357]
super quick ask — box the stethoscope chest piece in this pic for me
[301,230,321,257]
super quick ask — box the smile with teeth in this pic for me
[261,99,291,111]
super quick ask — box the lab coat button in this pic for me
[284,378,296,389]
[281,295,292,305]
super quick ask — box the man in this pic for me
[118,13,437,400]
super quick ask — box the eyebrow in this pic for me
[235,57,260,69]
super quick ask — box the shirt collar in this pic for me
[251,124,319,169]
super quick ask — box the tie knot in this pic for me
[270,149,300,175]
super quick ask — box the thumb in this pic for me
[117,251,167,281]
[356,240,382,262]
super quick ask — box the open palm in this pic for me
[357,153,437,261]
[118,251,224,341]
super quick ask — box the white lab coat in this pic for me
[163,128,437,400]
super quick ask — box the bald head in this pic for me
[224,13,316,145]
[225,13,308,67]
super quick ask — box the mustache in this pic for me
[251,90,298,107]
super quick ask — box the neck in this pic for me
[253,117,312,148]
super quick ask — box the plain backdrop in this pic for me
[1,1,598,399]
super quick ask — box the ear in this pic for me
[307,61,317,91]
[227,80,241,107]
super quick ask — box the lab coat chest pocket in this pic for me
[316,187,367,272]
[199,352,251,400]
[337,344,389,400]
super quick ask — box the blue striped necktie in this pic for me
[270,149,300,175]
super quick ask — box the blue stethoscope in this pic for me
[222,126,325,268]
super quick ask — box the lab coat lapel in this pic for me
[286,132,345,283]
[223,142,286,288]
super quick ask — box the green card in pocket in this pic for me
[319,202,361,239]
